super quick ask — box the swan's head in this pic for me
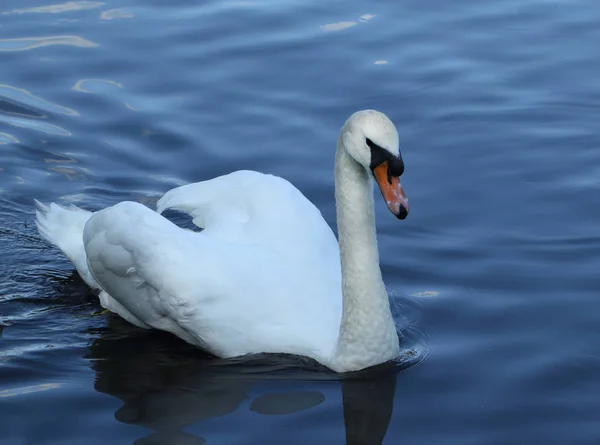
[341,110,409,219]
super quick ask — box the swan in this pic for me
[34,109,410,373]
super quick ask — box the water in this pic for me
[1,0,600,443]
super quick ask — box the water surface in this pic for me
[1,0,600,444]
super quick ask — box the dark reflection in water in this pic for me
[87,309,401,445]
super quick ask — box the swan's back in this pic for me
[157,170,339,263]
[82,171,343,361]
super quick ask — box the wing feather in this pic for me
[83,201,206,347]
[80,172,342,359]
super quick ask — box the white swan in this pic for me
[34,109,410,373]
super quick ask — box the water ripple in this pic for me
[0,115,70,136]
[320,13,375,32]
[1,2,105,15]
[0,383,61,398]
[99,8,134,20]
[0,132,18,144]
[0,35,97,51]
[72,78,122,94]
[0,84,78,117]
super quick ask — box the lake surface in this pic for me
[1,0,600,443]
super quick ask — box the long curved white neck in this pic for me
[330,137,400,372]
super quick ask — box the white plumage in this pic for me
[35,110,410,372]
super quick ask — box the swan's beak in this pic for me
[373,161,410,220]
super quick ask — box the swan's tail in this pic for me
[34,200,100,290]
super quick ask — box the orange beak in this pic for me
[373,161,409,219]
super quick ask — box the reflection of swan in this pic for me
[35,110,410,372]
[88,318,398,445]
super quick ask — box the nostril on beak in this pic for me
[397,205,408,220]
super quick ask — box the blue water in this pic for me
[2,0,600,443]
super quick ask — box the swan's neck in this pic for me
[330,140,400,372]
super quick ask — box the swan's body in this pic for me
[35,110,410,372]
